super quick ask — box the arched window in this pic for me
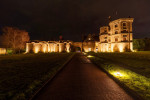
[115,24,118,28]
[123,23,127,26]
[122,22,127,30]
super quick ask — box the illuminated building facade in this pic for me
[26,41,72,53]
[26,18,134,53]
[82,34,99,52]
[99,18,134,52]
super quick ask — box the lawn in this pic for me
[0,53,74,100]
[87,51,150,100]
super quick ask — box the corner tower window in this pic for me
[122,22,127,30]
[123,23,126,26]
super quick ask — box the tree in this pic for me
[133,39,146,51]
[1,27,30,53]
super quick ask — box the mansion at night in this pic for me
[26,18,134,53]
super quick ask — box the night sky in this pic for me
[0,0,150,41]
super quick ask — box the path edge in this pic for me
[87,56,145,100]
[29,53,75,100]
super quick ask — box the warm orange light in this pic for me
[0,48,6,54]
[119,45,124,52]
[43,47,46,53]
[35,47,39,53]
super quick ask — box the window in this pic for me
[104,37,107,42]
[115,38,118,42]
[123,35,127,41]
[123,23,126,26]
[115,24,118,28]
[123,38,127,41]
[123,35,127,37]
[115,31,118,34]
[122,22,127,30]
[123,27,127,30]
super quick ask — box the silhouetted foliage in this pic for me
[133,38,150,51]
[1,27,30,53]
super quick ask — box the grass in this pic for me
[0,53,74,100]
[87,51,150,100]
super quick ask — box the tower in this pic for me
[99,18,134,52]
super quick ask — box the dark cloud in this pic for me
[0,0,150,41]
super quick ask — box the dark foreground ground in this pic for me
[33,53,133,100]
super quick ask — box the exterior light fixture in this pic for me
[114,72,123,77]
[87,55,94,58]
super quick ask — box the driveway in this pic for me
[33,53,133,100]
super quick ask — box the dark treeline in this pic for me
[133,38,150,51]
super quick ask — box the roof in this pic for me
[109,18,134,25]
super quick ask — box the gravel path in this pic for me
[33,53,134,100]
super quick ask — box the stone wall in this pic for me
[26,41,72,53]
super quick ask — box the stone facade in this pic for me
[26,41,72,53]
[99,18,134,52]
[26,18,134,53]
[82,34,99,52]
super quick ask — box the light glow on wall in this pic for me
[66,43,70,53]
[119,45,124,52]
[48,45,51,52]
[0,48,6,54]
[43,47,46,53]
[26,47,29,53]
[34,47,39,53]
[88,48,91,52]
